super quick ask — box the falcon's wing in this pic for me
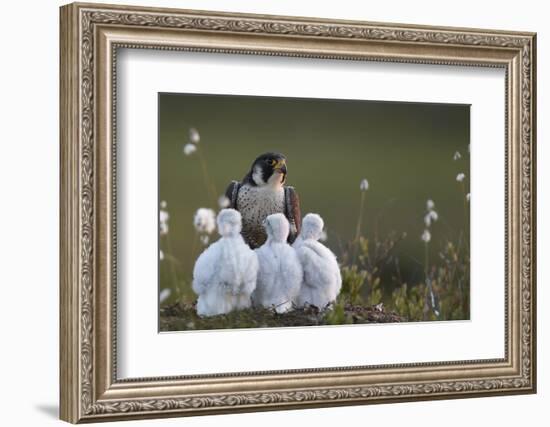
[224,180,241,209]
[285,186,301,244]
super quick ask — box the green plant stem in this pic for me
[424,240,436,318]
[352,191,366,264]
[162,233,179,299]
[197,148,218,207]
[460,181,469,251]
[424,241,429,278]
[189,232,199,268]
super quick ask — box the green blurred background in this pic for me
[159,93,470,305]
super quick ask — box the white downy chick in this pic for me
[293,213,342,309]
[252,213,303,313]
[192,209,258,317]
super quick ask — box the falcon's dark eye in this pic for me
[266,159,276,166]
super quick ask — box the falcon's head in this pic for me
[244,152,287,187]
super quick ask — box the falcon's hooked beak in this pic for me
[273,159,287,184]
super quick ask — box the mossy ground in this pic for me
[159,302,404,332]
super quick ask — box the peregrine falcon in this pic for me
[224,152,301,249]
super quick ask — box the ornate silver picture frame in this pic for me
[60,2,536,423]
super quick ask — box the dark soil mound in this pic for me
[160,302,404,332]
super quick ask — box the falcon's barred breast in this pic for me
[236,184,285,248]
[224,152,301,249]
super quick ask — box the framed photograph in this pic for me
[60,2,537,423]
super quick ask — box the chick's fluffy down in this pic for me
[252,213,302,313]
[192,209,258,317]
[293,213,342,309]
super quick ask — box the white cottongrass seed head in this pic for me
[189,127,200,144]
[424,199,438,227]
[218,195,230,209]
[183,143,197,156]
[160,207,170,235]
[159,250,164,261]
[453,151,462,161]
[360,178,369,191]
[456,172,466,182]
[193,208,216,234]
[421,229,431,243]
[160,200,167,209]
[425,210,438,227]
[466,193,471,202]
[159,288,171,304]
[160,210,169,224]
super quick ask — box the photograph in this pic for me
[158,93,471,331]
